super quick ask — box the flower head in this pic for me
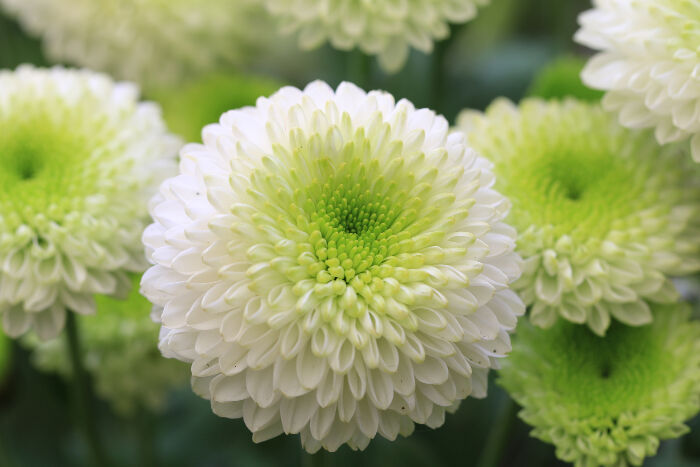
[141,81,524,452]
[458,98,700,335]
[527,56,604,102]
[24,275,188,415]
[262,0,490,72]
[0,0,270,87]
[499,303,700,467]
[0,66,179,339]
[153,72,284,143]
[576,0,700,162]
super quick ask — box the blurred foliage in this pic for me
[22,276,188,417]
[526,56,605,102]
[151,73,284,143]
[0,1,699,466]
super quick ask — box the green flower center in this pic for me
[0,107,112,232]
[304,177,410,283]
[472,106,673,242]
[242,130,470,335]
[498,143,644,238]
[529,313,683,419]
[8,144,42,181]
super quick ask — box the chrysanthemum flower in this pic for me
[153,73,284,143]
[141,81,524,452]
[458,98,700,335]
[0,0,271,87]
[24,275,188,415]
[527,56,604,102]
[576,0,700,162]
[499,303,700,467]
[262,0,490,72]
[0,66,179,339]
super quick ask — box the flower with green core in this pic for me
[458,98,700,335]
[576,0,700,162]
[499,303,700,467]
[152,72,284,143]
[0,65,179,339]
[262,0,490,73]
[527,56,604,102]
[141,81,524,452]
[0,0,271,87]
[24,275,188,415]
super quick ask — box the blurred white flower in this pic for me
[0,66,179,339]
[141,81,524,452]
[0,0,271,87]
[576,0,700,161]
[262,0,490,72]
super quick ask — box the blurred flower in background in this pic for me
[152,72,284,143]
[0,66,179,339]
[458,98,700,335]
[500,303,700,467]
[141,81,525,452]
[23,275,188,415]
[262,0,490,72]
[525,56,604,102]
[576,0,700,162]
[0,0,274,89]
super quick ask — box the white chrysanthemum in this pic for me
[142,81,524,452]
[262,0,490,72]
[0,0,270,87]
[0,66,179,339]
[576,0,700,162]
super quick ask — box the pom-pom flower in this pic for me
[499,303,700,467]
[576,0,700,162]
[153,73,284,143]
[0,66,179,339]
[141,81,524,452]
[24,275,188,415]
[458,98,700,335]
[262,0,490,72]
[0,0,270,87]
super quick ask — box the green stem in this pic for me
[431,22,465,114]
[476,397,518,467]
[347,49,371,90]
[302,449,328,467]
[65,312,110,467]
[431,39,448,112]
[136,408,156,467]
[0,435,18,467]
